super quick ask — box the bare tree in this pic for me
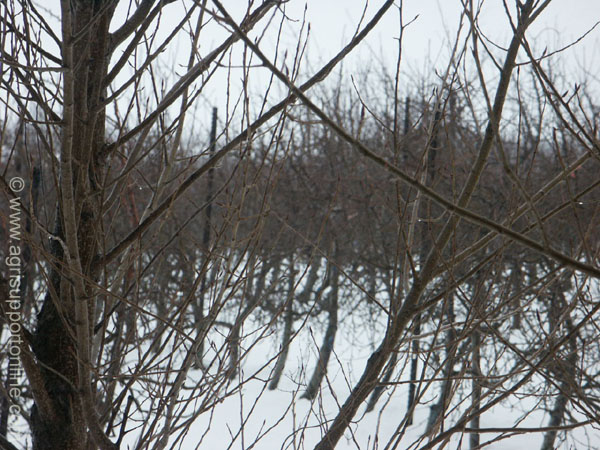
[0,0,398,448]
[1,0,600,449]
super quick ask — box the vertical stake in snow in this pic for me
[196,107,218,366]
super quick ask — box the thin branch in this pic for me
[97,0,397,268]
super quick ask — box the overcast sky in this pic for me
[300,0,600,63]
[42,1,600,98]
[98,1,600,139]
[193,1,599,113]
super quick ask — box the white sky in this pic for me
[133,0,600,138]
[34,1,600,139]
[300,0,600,60]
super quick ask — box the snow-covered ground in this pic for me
[119,318,600,450]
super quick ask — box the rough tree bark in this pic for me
[30,2,117,449]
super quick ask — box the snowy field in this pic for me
[119,319,600,450]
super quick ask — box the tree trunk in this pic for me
[366,353,397,413]
[541,280,577,450]
[227,258,272,379]
[30,2,116,448]
[406,318,420,425]
[469,329,482,449]
[540,388,568,450]
[269,260,296,390]
[408,106,441,425]
[194,107,218,364]
[302,264,339,400]
[425,294,458,435]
